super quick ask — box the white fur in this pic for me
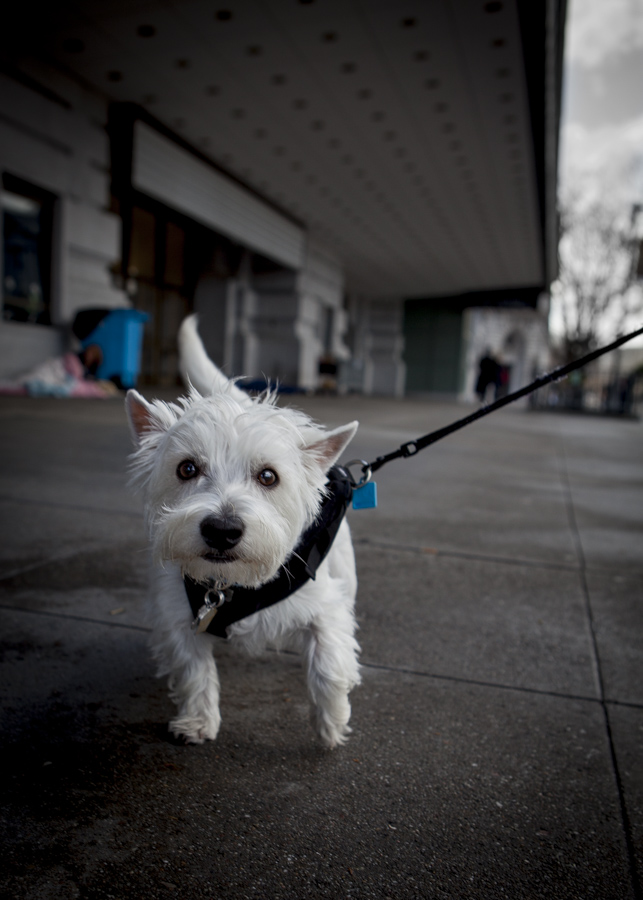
[126,315,361,749]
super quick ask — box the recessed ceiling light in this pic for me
[247,45,262,56]
[215,10,232,21]
[322,31,338,42]
[137,25,156,38]
[401,17,417,27]
[176,59,190,69]
[414,51,430,62]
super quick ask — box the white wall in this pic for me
[0,63,127,377]
[461,305,551,403]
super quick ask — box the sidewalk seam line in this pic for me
[0,603,151,633]
[7,602,642,713]
[352,537,641,576]
[559,438,642,900]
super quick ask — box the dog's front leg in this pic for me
[149,568,222,744]
[302,597,361,749]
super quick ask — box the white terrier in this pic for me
[125,315,361,748]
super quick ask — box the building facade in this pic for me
[1,0,565,396]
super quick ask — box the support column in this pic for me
[346,297,406,396]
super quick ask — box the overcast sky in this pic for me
[551,0,643,344]
[559,0,643,206]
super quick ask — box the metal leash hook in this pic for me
[345,458,372,487]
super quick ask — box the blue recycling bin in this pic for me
[81,308,149,388]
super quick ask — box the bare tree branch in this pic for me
[555,196,643,360]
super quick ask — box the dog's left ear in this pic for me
[304,421,359,472]
[125,389,174,446]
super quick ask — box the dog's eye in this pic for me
[177,460,199,481]
[257,468,278,487]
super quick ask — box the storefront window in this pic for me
[2,175,53,325]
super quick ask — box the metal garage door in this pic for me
[403,303,463,394]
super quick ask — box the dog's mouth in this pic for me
[202,551,237,563]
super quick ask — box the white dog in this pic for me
[125,315,361,748]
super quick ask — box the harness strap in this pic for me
[184,465,354,638]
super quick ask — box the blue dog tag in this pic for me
[352,481,377,510]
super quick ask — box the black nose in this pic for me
[200,515,244,552]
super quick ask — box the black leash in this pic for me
[186,325,642,638]
[360,325,643,479]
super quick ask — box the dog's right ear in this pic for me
[125,390,172,446]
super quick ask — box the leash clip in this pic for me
[345,459,372,487]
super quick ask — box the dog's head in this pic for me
[126,387,357,587]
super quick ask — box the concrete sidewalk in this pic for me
[0,392,641,900]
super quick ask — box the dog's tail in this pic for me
[178,314,250,403]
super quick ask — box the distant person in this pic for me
[475,351,500,403]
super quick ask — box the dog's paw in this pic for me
[311,707,352,749]
[169,712,221,745]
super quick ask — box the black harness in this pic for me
[183,465,354,638]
